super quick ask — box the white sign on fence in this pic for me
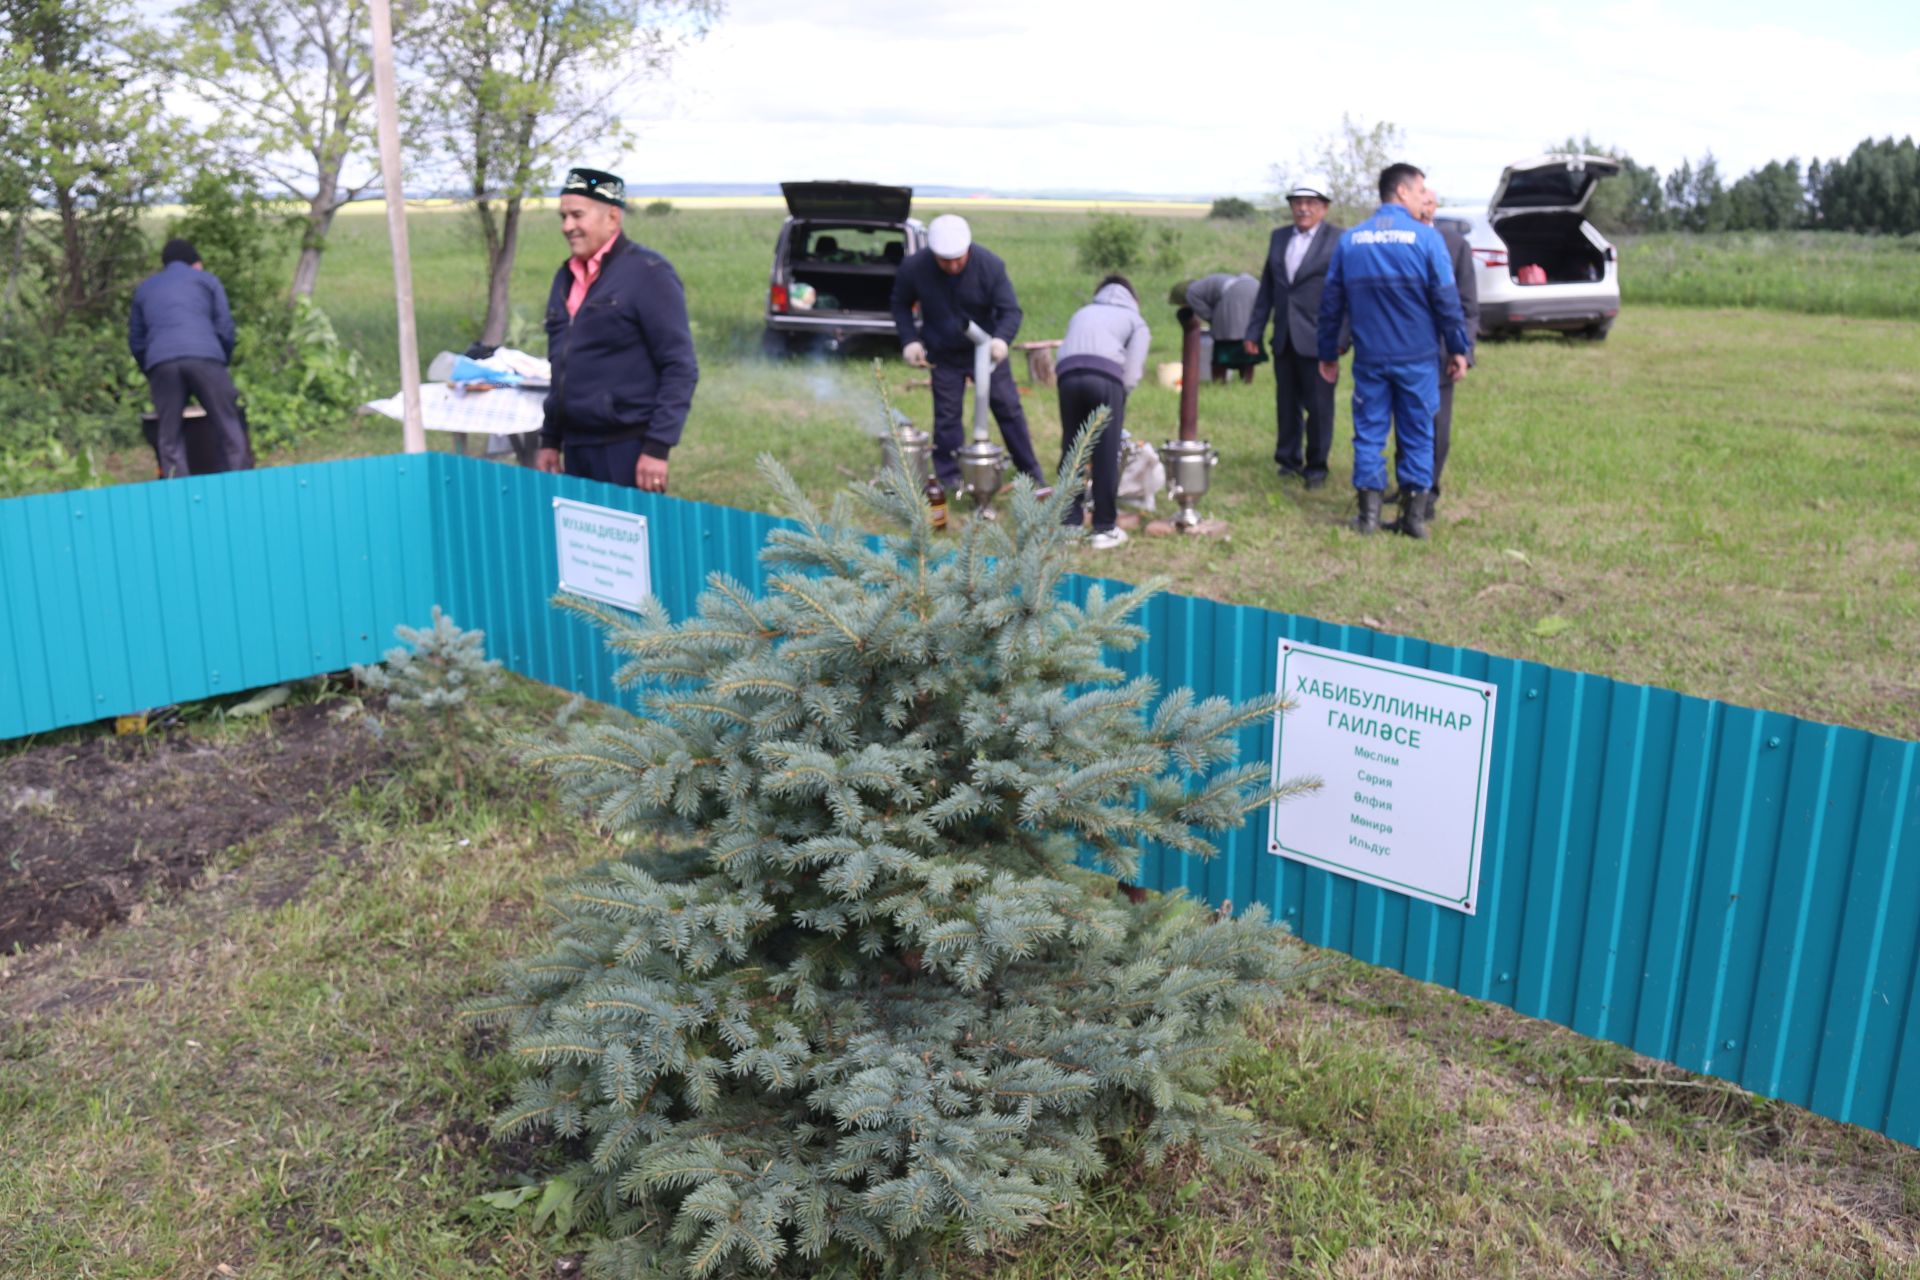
[1268,640,1497,914]
[553,496,651,612]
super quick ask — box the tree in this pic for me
[1661,152,1727,233]
[470,437,1310,1277]
[1723,159,1807,231]
[1662,156,1694,228]
[406,0,721,347]
[1810,137,1920,234]
[0,0,175,327]
[1274,114,1406,225]
[166,0,409,299]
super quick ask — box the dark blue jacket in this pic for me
[889,245,1022,359]
[1317,205,1470,368]
[542,236,699,457]
[128,262,235,372]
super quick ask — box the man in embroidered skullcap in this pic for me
[535,167,699,492]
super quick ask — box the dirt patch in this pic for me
[0,702,390,953]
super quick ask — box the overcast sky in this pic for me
[610,0,1920,201]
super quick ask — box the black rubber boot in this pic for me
[1424,490,1438,523]
[1399,488,1430,540]
[1351,489,1383,534]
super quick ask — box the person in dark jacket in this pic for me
[1056,275,1151,548]
[889,214,1042,493]
[536,168,699,492]
[1244,177,1345,488]
[1316,163,1471,539]
[1392,184,1480,526]
[128,238,249,478]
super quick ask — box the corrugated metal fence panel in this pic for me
[425,454,786,717]
[1061,574,1920,1142]
[0,456,436,739]
[6,453,1920,1145]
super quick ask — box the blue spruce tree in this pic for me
[469,433,1312,1277]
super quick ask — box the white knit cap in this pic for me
[927,214,972,258]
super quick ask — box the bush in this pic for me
[166,169,298,319]
[470,439,1308,1278]
[1076,213,1145,272]
[1208,196,1258,220]
[645,199,675,217]
[231,298,371,452]
[0,438,104,499]
[0,319,150,455]
[1153,223,1184,271]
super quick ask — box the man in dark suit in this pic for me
[1244,176,1345,488]
[1394,185,1480,524]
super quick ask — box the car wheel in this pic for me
[760,327,794,359]
[1577,321,1612,342]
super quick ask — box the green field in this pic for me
[1621,230,1920,319]
[288,207,1920,741]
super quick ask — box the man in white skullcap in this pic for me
[888,213,1043,494]
[1244,175,1347,489]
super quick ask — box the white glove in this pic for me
[902,341,929,369]
[989,337,1009,364]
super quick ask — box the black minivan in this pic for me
[762,181,924,356]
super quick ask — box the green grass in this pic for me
[1621,231,1920,319]
[7,687,1919,1279]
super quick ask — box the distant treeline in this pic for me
[1569,135,1920,236]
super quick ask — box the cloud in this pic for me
[612,0,1919,196]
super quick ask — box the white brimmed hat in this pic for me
[927,214,972,258]
[1286,175,1332,201]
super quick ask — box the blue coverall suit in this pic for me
[1316,205,1471,494]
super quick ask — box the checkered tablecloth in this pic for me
[362,383,547,436]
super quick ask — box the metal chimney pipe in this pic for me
[965,322,994,441]
[1176,305,1202,443]
[1157,305,1219,532]
[956,322,1008,516]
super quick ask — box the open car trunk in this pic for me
[1491,212,1608,285]
[786,221,906,315]
[781,181,912,221]
[791,265,894,314]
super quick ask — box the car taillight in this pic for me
[770,283,789,314]
[1473,247,1508,268]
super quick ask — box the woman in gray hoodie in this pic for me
[1054,275,1151,549]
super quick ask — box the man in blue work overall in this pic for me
[1316,163,1471,539]
[536,168,699,492]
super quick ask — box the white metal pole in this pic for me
[369,0,425,454]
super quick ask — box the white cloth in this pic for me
[1285,224,1320,283]
[1116,431,1164,513]
[362,383,547,436]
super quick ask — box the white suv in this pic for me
[1437,154,1622,341]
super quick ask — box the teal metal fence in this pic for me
[3,453,1917,1144]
